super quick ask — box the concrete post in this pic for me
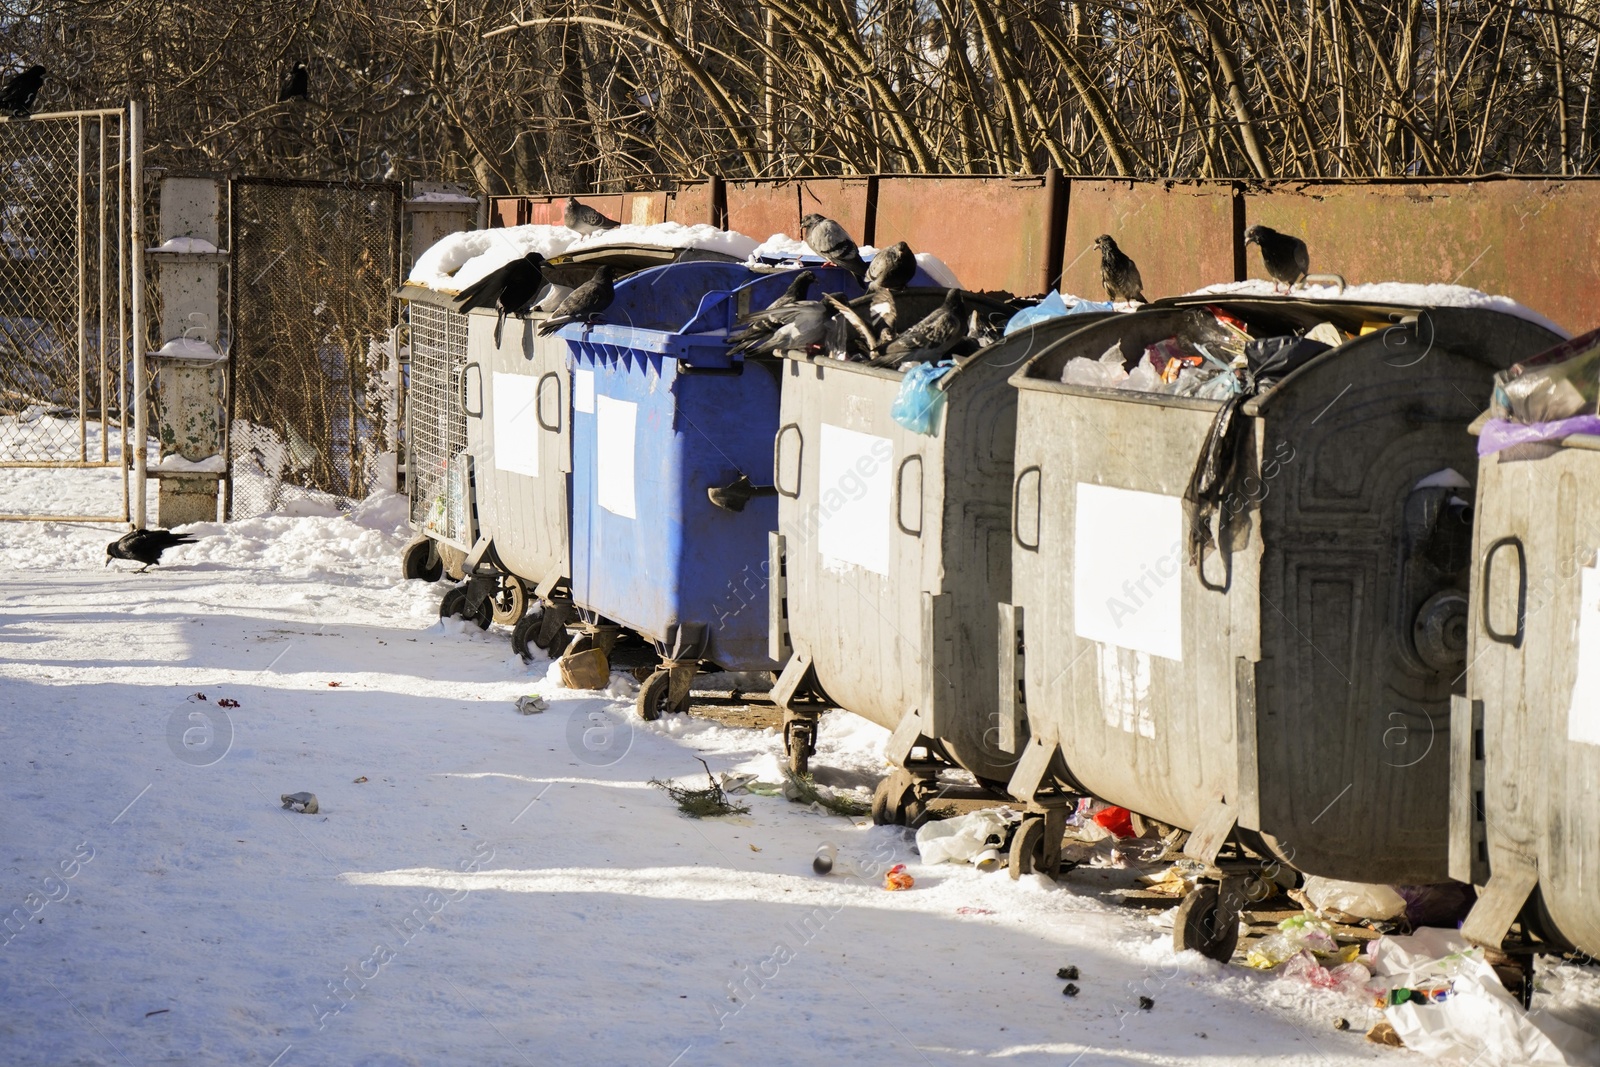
[148,175,228,527]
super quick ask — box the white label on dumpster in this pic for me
[491,372,540,477]
[1568,563,1600,746]
[574,369,595,414]
[817,423,893,576]
[596,395,637,519]
[1073,483,1183,662]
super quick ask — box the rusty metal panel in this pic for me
[488,196,524,228]
[797,178,872,242]
[1061,179,1238,303]
[1243,180,1598,332]
[876,175,1054,296]
[619,192,667,226]
[725,180,800,243]
[666,181,715,226]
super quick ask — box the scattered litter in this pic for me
[1056,966,1079,981]
[327,681,342,688]
[1333,1017,1350,1031]
[280,792,319,814]
[514,694,548,715]
[352,776,367,784]
[651,758,748,819]
[747,844,761,853]
[1279,950,1369,997]
[1300,876,1407,922]
[956,907,994,916]
[192,692,207,701]
[216,698,239,709]
[1366,1020,1403,1047]
[781,771,869,817]
[1245,914,1354,969]
[914,808,1015,865]
[1138,996,1154,1011]
[883,864,914,891]
[144,1008,170,1018]
[1062,983,1079,998]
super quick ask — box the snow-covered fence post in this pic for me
[146,174,228,527]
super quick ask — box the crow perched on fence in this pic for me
[1244,225,1310,291]
[564,196,620,235]
[278,62,308,103]
[865,241,916,292]
[536,266,615,335]
[106,529,197,572]
[800,214,868,280]
[1095,234,1146,305]
[0,66,46,118]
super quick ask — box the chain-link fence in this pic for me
[226,176,401,519]
[0,108,132,521]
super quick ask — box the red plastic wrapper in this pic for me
[1092,805,1137,839]
[883,864,915,891]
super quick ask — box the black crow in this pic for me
[106,528,197,572]
[536,266,615,335]
[1095,234,1146,305]
[1244,225,1310,292]
[800,213,868,280]
[454,251,547,313]
[278,62,308,103]
[490,253,549,344]
[0,66,46,118]
[865,241,916,292]
[870,289,966,367]
[564,196,620,235]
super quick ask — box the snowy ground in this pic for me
[2,457,1598,1065]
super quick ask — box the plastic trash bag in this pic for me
[915,809,1013,866]
[1478,414,1600,456]
[1061,343,1130,388]
[890,359,957,435]
[1119,353,1163,392]
[1302,876,1408,921]
[1004,290,1070,335]
[1245,914,1346,969]
[1280,950,1370,997]
[1369,929,1600,1065]
[1492,327,1600,423]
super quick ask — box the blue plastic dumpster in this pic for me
[557,261,873,720]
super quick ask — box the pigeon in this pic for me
[728,303,833,358]
[1095,235,1146,305]
[278,62,308,103]
[1244,225,1310,292]
[870,289,966,367]
[106,528,197,572]
[0,66,45,118]
[864,241,916,292]
[800,214,868,280]
[564,196,620,235]
[733,271,816,334]
[536,266,615,335]
[762,270,815,315]
[490,253,548,344]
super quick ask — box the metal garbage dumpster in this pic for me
[769,301,1109,801]
[1001,295,1561,959]
[558,261,869,720]
[1454,332,1600,963]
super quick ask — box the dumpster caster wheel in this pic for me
[785,719,815,776]
[637,669,690,721]
[871,771,927,828]
[401,539,442,583]
[1009,817,1047,880]
[440,585,491,630]
[1174,884,1241,963]
[489,576,527,626]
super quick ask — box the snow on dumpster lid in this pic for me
[1190,280,1570,339]
[406,222,760,295]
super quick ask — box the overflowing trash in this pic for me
[1003,290,1116,335]
[1298,876,1407,922]
[882,864,915,891]
[914,808,1018,866]
[1480,325,1600,454]
[1245,914,1359,969]
[890,359,957,434]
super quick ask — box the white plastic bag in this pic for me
[915,809,1012,866]
[1302,875,1407,921]
[1061,343,1130,388]
[1118,353,1163,392]
[1369,929,1600,1065]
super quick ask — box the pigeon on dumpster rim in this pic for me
[0,66,46,118]
[1095,234,1146,306]
[800,213,868,280]
[761,269,815,315]
[564,196,620,235]
[1244,225,1310,292]
[865,241,916,292]
[491,252,549,345]
[536,266,615,335]
[733,271,817,333]
[729,303,833,358]
[278,62,308,103]
[869,288,967,367]
[106,529,197,572]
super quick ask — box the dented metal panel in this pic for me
[725,180,801,244]
[876,175,1055,296]
[665,181,716,226]
[1060,179,1239,303]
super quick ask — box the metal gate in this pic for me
[0,105,138,522]
[226,177,402,518]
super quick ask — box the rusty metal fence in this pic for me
[226,176,402,518]
[0,106,134,522]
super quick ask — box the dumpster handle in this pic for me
[461,361,483,419]
[536,372,562,433]
[1013,467,1041,551]
[1480,535,1526,647]
[775,423,802,498]
[896,455,923,537]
